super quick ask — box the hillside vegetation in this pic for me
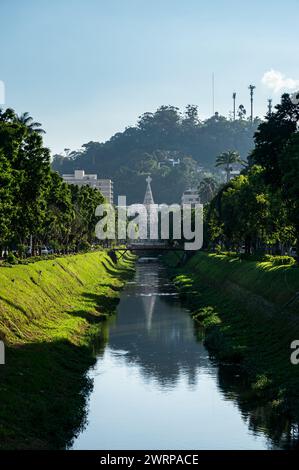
[52,105,259,204]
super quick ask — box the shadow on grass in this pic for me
[82,292,120,315]
[0,295,29,318]
[101,259,135,281]
[98,282,122,291]
[0,334,108,450]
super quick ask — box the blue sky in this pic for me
[1,0,299,153]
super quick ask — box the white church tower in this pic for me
[143,175,154,207]
[142,175,158,242]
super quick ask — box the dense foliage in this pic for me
[52,105,259,204]
[0,108,104,256]
[3,97,297,256]
[205,94,299,256]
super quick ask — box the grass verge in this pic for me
[165,251,299,447]
[0,250,135,449]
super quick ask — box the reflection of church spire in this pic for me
[143,175,154,206]
[142,295,156,331]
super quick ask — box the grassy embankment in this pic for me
[165,251,299,423]
[0,250,135,449]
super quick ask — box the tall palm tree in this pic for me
[17,112,45,134]
[198,177,219,204]
[215,150,246,183]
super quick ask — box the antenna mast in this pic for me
[212,73,215,115]
[248,84,256,123]
[232,92,236,120]
[267,98,272,115]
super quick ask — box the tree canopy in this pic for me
[52,105,260,204]
[0,107,104,255]
[205,94,299,256]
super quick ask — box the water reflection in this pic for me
[72,262,285,450]
[215,362,299,449]
[108,264,211,390]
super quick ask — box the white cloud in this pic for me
[261,69,299,93]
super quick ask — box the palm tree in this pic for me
[17,112,45,134]
[215,150,246,183]
[198,177,219,204]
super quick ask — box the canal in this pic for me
[72,261,271,450]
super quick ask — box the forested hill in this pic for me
[52,105,260,204]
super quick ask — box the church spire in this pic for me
[143,175,154,206]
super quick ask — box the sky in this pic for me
[1,0,299,154]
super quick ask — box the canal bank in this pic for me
[0,250,135,449]
[164,251,299,447]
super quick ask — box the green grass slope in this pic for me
[165,251,299,447]
[0,250,134,449]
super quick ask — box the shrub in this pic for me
[192,306,221,327]
[264,255,296,266]
[6,252,19,265]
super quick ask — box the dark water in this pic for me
[73,262,272,450]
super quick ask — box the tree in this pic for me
[202,94,299,257]
[250,94,299,186]
[198,177,219,204]
[219,167,272,253]
[68,184,104,249]
[249,93,299,258]
[52,105,259,204]
[237,105,246,120]
[182,104,200,128]
[280,133,299,255]
[17,112,45,134]
[215,150,246,183]
[43,172,74,248]
[0,149,14,250]
[0,107,106,256]
[205,165,295,254]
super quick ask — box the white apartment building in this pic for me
[62,170,113,204]
[181,189,200,206]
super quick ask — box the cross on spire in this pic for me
[143,175,154,206]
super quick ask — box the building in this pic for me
[62,170,113,204]
[140,175,158,242]
[97,179,114,204]
[181,189,200,206]
[158,158,180,169]
[143,175,155,207]
[128,175,167,246]
[220,169,241,181]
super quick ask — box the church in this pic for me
[129,175,165,246]
[139,175,159,243]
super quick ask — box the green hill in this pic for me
[52,106,259,204]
